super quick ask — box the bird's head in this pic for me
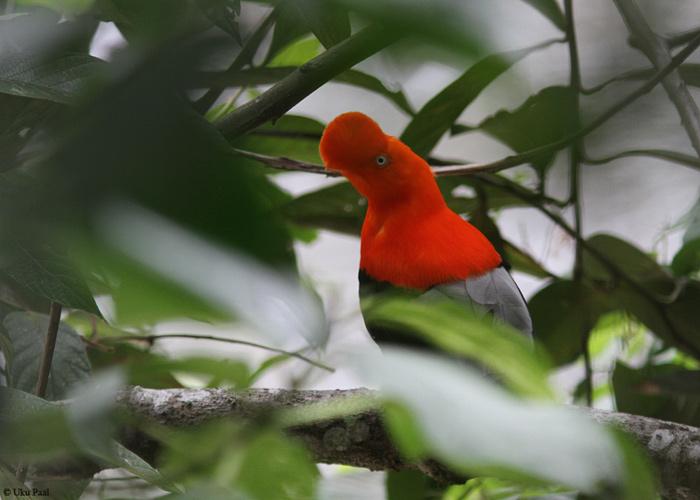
[319,112,438,206]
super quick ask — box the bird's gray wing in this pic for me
[431,266,533,338]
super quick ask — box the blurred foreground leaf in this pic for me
[361,297,552,398]
[95,203,327,347]
[359,348,651,498]
[0,385,180,493]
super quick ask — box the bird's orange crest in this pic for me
[320,112,502,289]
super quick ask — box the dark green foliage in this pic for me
[5,312,91,399]
[400,44,551,159]
[477,86,576,174]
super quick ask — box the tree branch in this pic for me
[109,386,700,499]
[235,29,700,180]
[613,0,700,157]
[215,25,400,141]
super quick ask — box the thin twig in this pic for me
[16,301,63,481]
[234,149,339,176]
[583,148,700,170]
[35,302,63,398]
[100,333,335,373]
[564,0,593,406]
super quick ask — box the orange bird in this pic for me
[319,112,532,347]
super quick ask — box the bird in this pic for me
[319,112,533,350]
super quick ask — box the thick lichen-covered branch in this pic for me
[113,386,700,500]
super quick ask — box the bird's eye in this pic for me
[375,155,388,167]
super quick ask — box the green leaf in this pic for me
[335,70,415,115]
[232,114,324,164]
[583,233,677,297]
[477,86,575,173]
[502,241,552,279]
[0,385,180,493]
[359,348,643,497]
[282,181,367,236]
[87,343,183,389]
[519,0,566,30]
[291,0,350,49]
[264,1,311,64]
[0,387,74,460]
[268,38,321,67]
[665,280,700,355]
[361,297,552,398]
[129,356,251,389]
[679,196,700,243]
[0,243,101,315]
[234,429,319,500]
[64,370,123,459]
[37,43,297,268]
[671,237,700,276]
[400,43,552,158]
[438,176,532,217]
[613,361,700,428]
[106,441,182,493]
[386,470,429,500]
[0,52,104,104]
[529,280,613,365]
[4,311,91,400]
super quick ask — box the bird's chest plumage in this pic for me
[359,207,501,290]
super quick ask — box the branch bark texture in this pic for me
[117,386,700,500]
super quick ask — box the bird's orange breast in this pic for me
[360,206,502,290]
